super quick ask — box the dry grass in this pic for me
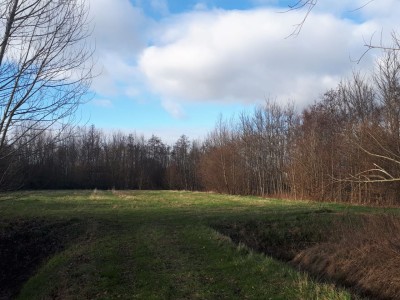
[293,214,400,299]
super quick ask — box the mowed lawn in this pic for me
[0,190,367,299]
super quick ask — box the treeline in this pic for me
[5,126,200,191]
[200,49,400,205]
[3,49,400,205]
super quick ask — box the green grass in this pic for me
[0,190,379,299]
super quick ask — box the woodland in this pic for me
[3,48,400,206]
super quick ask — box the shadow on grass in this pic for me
[0,218,85,299]
[211,209,336,261]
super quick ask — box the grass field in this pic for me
[0,190,396,299]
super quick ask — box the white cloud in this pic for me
[88,0,151,99]
[357,1,400,45]
[89,0,150,57]
[139,8,380,108]
[87,0,400,117]
[125,87,140,98]
[91,52,141,99]
[161,99,186,119]
[150,0,169,16]
[342,0,400,18]
[194,3,208,11]
[93,99,113,108]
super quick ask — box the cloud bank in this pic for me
[139,9,377,108]
[89,0,400,115]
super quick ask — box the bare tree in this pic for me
[341,50,400,186]
[0,0,93,188]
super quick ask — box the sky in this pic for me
[80,0,400,143]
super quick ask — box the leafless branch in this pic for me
[0,0,94,189]
[280,0,317,38]
[347,0,375,13]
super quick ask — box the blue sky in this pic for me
[80,0,400,143]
